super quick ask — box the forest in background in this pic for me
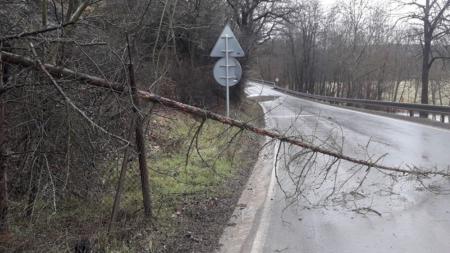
[253,0,450,106]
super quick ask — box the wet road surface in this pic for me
[245,82,450,253]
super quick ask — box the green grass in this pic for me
[108,115,242,213]
[6,100,264,252]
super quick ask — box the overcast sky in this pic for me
[320,0,337,8]
[317,0,413,18]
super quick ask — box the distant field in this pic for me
[391,80,450,105]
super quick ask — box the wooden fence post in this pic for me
[127,36,152,218]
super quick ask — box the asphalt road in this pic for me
[244,82,450,253]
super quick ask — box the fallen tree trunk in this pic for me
[0,51,124,92]
[1,50,449,177]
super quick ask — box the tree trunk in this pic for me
[127,45,152,218]
[414,79,420,103]
[41,0,48,28]
[393,80,401,102]
[108,124,134,231]
[0,48,8,236]
[25,159,41,218]
[420,1,431,117]
[308,36,317,94]
[288,33,300,91]
[377,62,386,100]
[0,144,7,236]
[431,80,436,105]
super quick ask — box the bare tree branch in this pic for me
[28,44,129,145]
[0,22,76,42]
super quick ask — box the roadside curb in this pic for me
[217,103,277,253]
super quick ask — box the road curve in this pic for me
[222,82,450,253]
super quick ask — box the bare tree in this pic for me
[401,0,450,115]
[226,0,294,99]
[226,0,293,49]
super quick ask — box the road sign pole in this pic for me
[211,24,245,118]
[225,34,230,118]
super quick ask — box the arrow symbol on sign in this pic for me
[210,25,245,58]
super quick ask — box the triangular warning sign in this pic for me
[210,24,245,58]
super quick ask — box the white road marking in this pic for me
[250,140,280,253]
[270,115,314,119]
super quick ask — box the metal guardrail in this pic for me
[249,78,276,86]
[248,79,450,123]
